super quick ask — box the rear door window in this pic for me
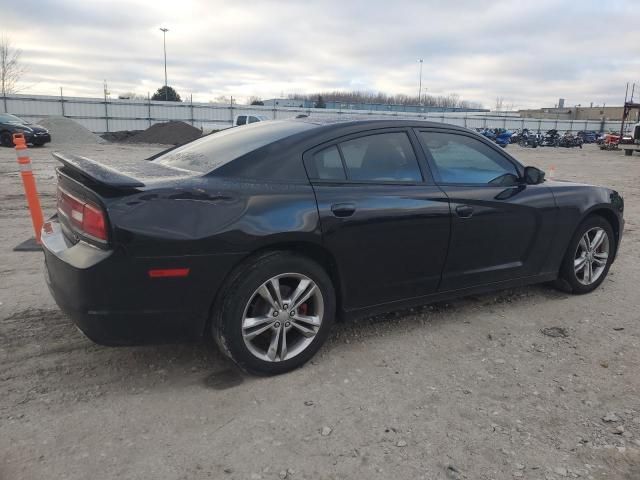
[236,116,247,126]
[339,132,422,182]
[312,145,346,180]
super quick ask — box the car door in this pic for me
[416,128,557,291]
[304,128,451,310]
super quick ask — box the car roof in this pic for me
[277,117,475,142]
[292,116,467,130]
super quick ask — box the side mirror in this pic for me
[524,166,545,185]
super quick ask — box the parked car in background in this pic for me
[0,113,51,147]
[559,131,583,148]
[42,119,624,375]
[517,129,539,148]
[235,114,269,126]
[494,129,513,148]
[477,128,512,147]
[541,129,561,147]
[577,130,598,143]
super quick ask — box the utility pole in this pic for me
[103,79,110,132]
[417,59,423,105]
[160,27,169,100]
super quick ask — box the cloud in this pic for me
[2,0,638,108]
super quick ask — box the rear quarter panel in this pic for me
[103,176,322,333]
[107,177,321,256]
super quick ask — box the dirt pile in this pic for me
[128,121,202,145]
[100,130,143,143]
[38,117,106,144]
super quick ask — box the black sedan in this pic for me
[42,119,624,375]
[0,113,51,147]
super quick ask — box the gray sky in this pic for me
[3,0,638,108]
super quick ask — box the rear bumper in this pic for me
[42,219,242,345]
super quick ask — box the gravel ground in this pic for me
[0,142,639,480]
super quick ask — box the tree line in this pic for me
[288,91,484,109]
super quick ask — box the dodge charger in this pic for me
[42,119,624,374]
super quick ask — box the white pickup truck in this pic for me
[235,114,269,126]
[621,123,640,156]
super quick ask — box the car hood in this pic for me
[25,123,48,133]
[2,122,48,132]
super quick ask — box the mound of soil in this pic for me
[100,130,143,143]
[38,117,106,145]
[128,121,202,145]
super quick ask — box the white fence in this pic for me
[1,93,624,134]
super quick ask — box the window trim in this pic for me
[303,127,432,186]
[414,128,525,187]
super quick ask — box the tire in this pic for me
[212,251,336,375]
[555,216,615,294]
[0,131,14,147]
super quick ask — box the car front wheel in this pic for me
[1,131,14,147]
[212,251,335,375]
[556,216,615,294]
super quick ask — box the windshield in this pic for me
[0,113,27,124]
[153,120,315,173]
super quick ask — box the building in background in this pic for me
[519,105,638,122]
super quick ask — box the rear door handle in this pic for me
[331,203,356,218]
[455,205,474,218]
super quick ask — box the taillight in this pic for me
[57,187,108,242]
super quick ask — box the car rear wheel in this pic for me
[212,251,335,375]
[555,216,615,294]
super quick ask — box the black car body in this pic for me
[42,119,624,374]
[0,113,51,147]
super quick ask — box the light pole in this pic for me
[417,59,423,105]
[159,27,169,100]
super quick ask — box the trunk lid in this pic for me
[53,152,197,189]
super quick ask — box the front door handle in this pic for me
[455,205,474,218]
[331,203,356,218]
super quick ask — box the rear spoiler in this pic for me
[52,152,195,189]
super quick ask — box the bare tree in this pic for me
[495,96,504,112]
[289,90,484,110]
[247,96,264,106]
[0,36,26,97]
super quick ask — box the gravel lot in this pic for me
[1,141,639,480]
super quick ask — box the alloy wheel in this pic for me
[241,273,324,362]
[574,227,609,285]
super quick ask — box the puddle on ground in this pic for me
[203,368,244,390]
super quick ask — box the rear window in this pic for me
[153,120,315,173]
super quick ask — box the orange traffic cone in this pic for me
[13,133,44,245]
